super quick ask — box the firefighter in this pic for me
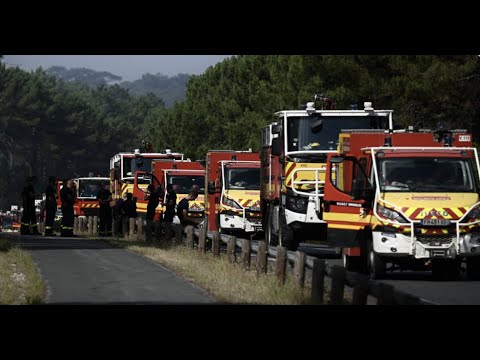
[60,179,75,237]
[145,184,160,243]
[44,176,57,236]
[177,190,200,227]
[96,182,113,236]
[21,176,40,235]
[122,192,138,235]
[161,183,177,244]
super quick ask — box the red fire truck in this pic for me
[323,127,480,280]
[205,150,262,236]
[260,99,394,250]
[133,160,205,222]
[110,148,184,217]
[56,176,110,217]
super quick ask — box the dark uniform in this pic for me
[20,177,40,235]
[163,187,177,223]
[44,180,57,236]
[97,187,113,236]
[145,186,160,243]
[60,183,75,237]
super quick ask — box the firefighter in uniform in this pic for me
[21,176,40,235]
[60,179,75,237]
[97,182,113,236]
[44,176,57,236]
[145,184,160,243]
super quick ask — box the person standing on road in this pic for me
[145,184,160,243]
[60,179,75,237]
[44,176,57,236]
[162,183,177,243]
[97,182,113,236]
[20,176,40,236]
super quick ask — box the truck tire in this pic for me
[432,259,461,281]
[367,238,386,279]
[279,208,296,251]
[466,257,480,280]
[343,252,366,273]
[265,205,278,247]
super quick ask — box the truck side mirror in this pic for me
[208,181,216,194]
[271,124,282,135]
[272,137,281,156]
[113,167,120,181]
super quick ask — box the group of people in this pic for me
[21,175,77,237]
[20,175,202,241]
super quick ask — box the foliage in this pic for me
[2,56,480,210]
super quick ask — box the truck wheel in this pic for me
[466,257,480,280]
[343,252,365,273]
[279,208,296,251]
[432,259,461,281]
[265,206,278,247]
[367,240,386,279]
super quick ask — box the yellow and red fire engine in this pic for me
[323,127,480,280]
[109,147,184,217]
[133,160,205,222]
[260,98,394,250]
[205,150,262,236]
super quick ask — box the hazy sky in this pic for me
[3,55,232,81]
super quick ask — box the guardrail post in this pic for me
[123,217,129,239]
[241,239,251,270]
[294,251,306,288]
[227,235,236,263]
[137,218,143,241]
[129,217,135,241]
[256,241,267,276]
[212,231,220,257]
[198,226,206,253]
[93,216,98,236]
[275,246,287,285]
[78,217,84,235]
[88,216,93,236]
[329,265,346,305]
[377,283,395,305]
[186,226,194,249]
[311,259,326,304]
[73,217,78,235]
[351,273,369,305]
[174,224,183,245]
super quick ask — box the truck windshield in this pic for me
[123,158,153,178]
[377,157,476,192]
[287,116,389,152]
[168,175,205,194]
[225,168,260,190]
[78,179,110,198]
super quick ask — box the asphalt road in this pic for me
[4,233,214,304]
[297,242,480,305]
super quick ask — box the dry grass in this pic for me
[96,237,312,304]
[0,237,44,304]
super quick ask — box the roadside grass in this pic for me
[0,237,44,304]
[94,237,312,304]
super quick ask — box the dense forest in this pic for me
[1,55,479,210]
[46,66,189,107]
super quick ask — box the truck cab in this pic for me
[323,128,480,280]
[205,150,262,236]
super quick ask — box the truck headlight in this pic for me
[286,195,308,213]
[377,204,408,223]
[222,197,242,210]
[462,204,480,223]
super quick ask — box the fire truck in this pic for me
[205,150,262,236]
[260,98,394,250]
[133,160,205,222]
[323,127,480,280]
[109,148,184,217]
[56,176,110,217]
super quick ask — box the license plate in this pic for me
[421,219,451,226]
